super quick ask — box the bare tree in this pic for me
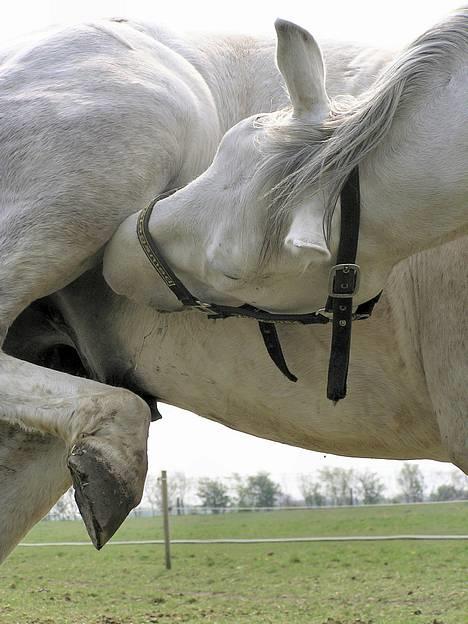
[144,471,192,515]
[145,474,163,515]
[448,468,468,492]
[172,471,192,513]
[48,488,78,520]
[397,463,425,502]
[319,467,355,506]
[355,470,386,504]
[298,474,326,507]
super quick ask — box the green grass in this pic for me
[1,503,467,624]
[20,502,468,542]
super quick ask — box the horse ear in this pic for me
[275,18,330,121]
[284,203,331,260]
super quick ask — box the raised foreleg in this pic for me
[0,187,157,549]
[0,354,150,549]
[0,56,187,549]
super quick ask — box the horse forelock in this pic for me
[257,7,468,268]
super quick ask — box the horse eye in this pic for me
[223,274,240,281]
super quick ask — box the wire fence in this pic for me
[28,498,468,545]
[144,498,468,515]
[19,534,468,549]
[44,497,468,522]
[32,474,468,570]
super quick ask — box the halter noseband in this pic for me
[136,167,380,401]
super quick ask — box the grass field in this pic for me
[1,503,467,624]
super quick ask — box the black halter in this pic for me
[136,167,380,401]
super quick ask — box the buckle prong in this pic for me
[193,300,214,312]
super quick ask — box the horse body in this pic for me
[0,19,393,561]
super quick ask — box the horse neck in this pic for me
[184,33,287,132]
[356,63,468,273]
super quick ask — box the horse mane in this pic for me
[258,7,468,264]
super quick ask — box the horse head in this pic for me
[105,20,352,314]
[105,11,467,316]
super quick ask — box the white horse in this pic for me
[0,18,393,561]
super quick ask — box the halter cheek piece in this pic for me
[136,167,380,402]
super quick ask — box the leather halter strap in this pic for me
[136,167,379,401]
[137,197,331,325]
[137,191,202,308]
[326,166,361,401]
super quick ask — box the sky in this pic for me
[4,0,464,495]
[0,1,463,46]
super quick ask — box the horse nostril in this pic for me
[223,274,241,281]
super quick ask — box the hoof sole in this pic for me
[68,443,136,550]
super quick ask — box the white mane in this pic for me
[259,7,468,261]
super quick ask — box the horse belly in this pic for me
[56,269,445,462]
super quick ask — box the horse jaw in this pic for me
[103,201,245,312]
[103,212,185,311]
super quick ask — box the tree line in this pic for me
[46,464,468,519]
[143,464,468,515]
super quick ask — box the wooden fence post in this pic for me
[161,470,172,570]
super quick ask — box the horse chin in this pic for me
[147,295,185,312]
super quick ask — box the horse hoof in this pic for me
[67,442,139,550]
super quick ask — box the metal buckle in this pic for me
[193,300,214,312]
[328,264,360,298]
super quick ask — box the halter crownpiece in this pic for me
[136,166,380,401]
